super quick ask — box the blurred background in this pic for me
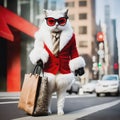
[0,0,119,92]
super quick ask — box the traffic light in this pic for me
[98,62,102,69]
[97,32,104,42]
[114,63,118,70]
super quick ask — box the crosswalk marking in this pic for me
[0,94,95,100]
[0,96,19,99]
[0,101,18,105]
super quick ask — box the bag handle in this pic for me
[32,65,44,77]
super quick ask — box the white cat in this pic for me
[29,9,86,115]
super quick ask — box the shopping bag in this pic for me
[18,65,49,116]
[33,76,49,116]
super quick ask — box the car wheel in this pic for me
[96,93,100,97]
[68,87,73,94]
[115,90,120,96]
[75,88,79,94]
[106,93,110,96]
[89,92,93,94]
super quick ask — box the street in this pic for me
[0,93,120,120]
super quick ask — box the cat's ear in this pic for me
[64,9,68,17]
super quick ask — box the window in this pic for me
[65,2,74,7]
[79,26,87,34]
[79,0,87,6]
[79,41,88,47]
[79,13,87,19]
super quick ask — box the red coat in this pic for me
[44,34,79,74]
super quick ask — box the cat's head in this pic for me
[43,9,71,32]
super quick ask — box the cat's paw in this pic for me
[57,110,64,115]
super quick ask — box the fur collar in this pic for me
[36,22,73,52]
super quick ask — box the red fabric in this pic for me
[7,28,21,91]
[44,34,79,74]
[0,6,38,41]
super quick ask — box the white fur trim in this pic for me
[29,30,49,65]
[44,72,75,91]
[38,21,73,53]
[69,56,86,71]
[56,73,75,90]
[60,27,73,51]
[29,48,49,65]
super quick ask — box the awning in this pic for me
[0,6,39,41]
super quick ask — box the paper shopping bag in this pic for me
[18,65,49,116]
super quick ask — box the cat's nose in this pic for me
[56,22,59,26]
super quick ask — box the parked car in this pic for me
[67,77,81,94]
[95,74,120,96]
[82,80,98,93]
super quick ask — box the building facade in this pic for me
[104,5,119,74]
[0,0,64,91]
[0,0,98,91]
[65,0,96,79]
[112,19,119,74]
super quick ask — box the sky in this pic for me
[96,0,120,37]
[96,0,120,23]
[96,0,120,59]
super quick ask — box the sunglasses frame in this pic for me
[45,17,68,26]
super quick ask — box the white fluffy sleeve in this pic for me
[69,56,86,72]
[29,31,49,65]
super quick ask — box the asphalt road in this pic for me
[0,93,120,120]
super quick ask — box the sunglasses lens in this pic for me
[46,17,68,26]
[46,18,55,26]
[58,17,67,26]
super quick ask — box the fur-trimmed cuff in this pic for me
[69,56,86,72]
[29,48,49,65]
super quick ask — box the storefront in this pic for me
[0,4,38,91]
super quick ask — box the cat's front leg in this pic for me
[46,73,56,115]
[57,89,66,115]
[48,92,53,114]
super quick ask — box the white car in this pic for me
[95,74,120,96]
[82,80,98,93]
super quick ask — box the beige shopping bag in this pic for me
[18,65,49,116]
